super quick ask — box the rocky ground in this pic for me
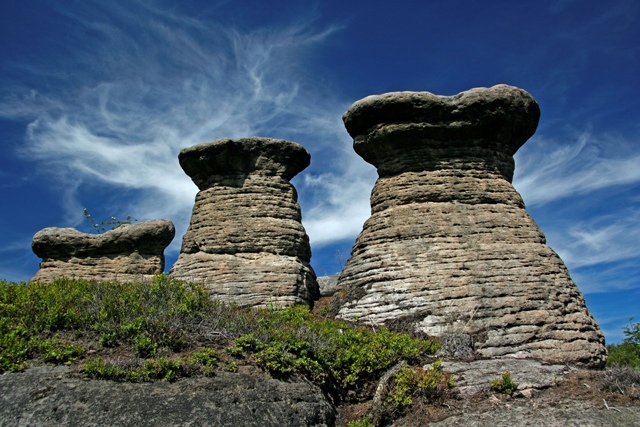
[338,359,640,426]
[2,357,638,427]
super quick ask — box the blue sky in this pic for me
[1,0,638,343]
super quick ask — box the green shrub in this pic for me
[189,348,219,376]
[491,371,517,395]
[347,417,375,427]
[133,333,157,358]
[607,343,640,369]
[0,320,32,372]
[83,352,218,383]
[83,357,131,381]
[0,276,216,373]
[607,318,640,369]
[39,339,83,364]
[386,360,456,411]
[229,304,437,397]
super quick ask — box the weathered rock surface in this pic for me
[31,220,175,283]
[169,137,318,308]
[424,400,640,427]
[318,274,340,297]
[0,366,336,427]
[333,84,606,368]
[440,358,570,396]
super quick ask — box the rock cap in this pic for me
[32,219,175,258]
[179,137,311,190]
[343,84,540,165]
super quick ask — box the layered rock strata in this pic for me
[31,220,175,283]
[169,137,318,308]
[334,84,606,367]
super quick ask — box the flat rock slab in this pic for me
[0,366,335,427]
[426,399,640,427]
[440,358,570,396]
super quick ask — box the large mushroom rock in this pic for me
[169,137,318,308]
[333,84,606,368]
[31,219,175,283]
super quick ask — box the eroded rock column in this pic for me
[31,220,175,283]
[334,84,606,367]
[169,137,318,308]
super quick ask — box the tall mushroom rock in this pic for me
[334,84,606,368]
[169,137,319,308]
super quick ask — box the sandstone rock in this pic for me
[439,358,570,396]
[318,274,340,297]
[0,366,336,427]
[169,137,318,308]
[333,84,606,368]
[31,220,175,283]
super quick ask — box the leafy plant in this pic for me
[347,417,375,427]
[386,360,456,411]
[0,320,31,372]
[491,371,517,395]
[229,304,437,399]
[189,348,219,376]
[133,333,157,358]
[607,318,640,369]
[623,318,640,345]
[83,208,137,233]
[39,339,83,364]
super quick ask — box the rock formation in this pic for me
[31,220,175,283]
[333,84,606,368]
[169,137,318,308]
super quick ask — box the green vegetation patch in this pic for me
[0,276,438,401]
[490,371,517,395]
[0,275,230,374]
[386,360,456,410]
[607,318,640,370]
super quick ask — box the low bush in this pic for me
[386,360,456,411]
[228,304,438,400]
[347,417,375,427]
[490,371,517,395]
[607,318,640,369]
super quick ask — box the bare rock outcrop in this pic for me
[333,84,606,368]
[0,366,335,427]
[31,220,175,283]
[169,137,318,308]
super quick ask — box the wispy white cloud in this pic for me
[301,150,376,246]
[560,212,640,268]
[0,1,363,256]
[514,130,640,294]
[514,132,640,207]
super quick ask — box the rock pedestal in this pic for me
[333,84,606,367]
[31,220,175,283]
[169,137,318,308]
